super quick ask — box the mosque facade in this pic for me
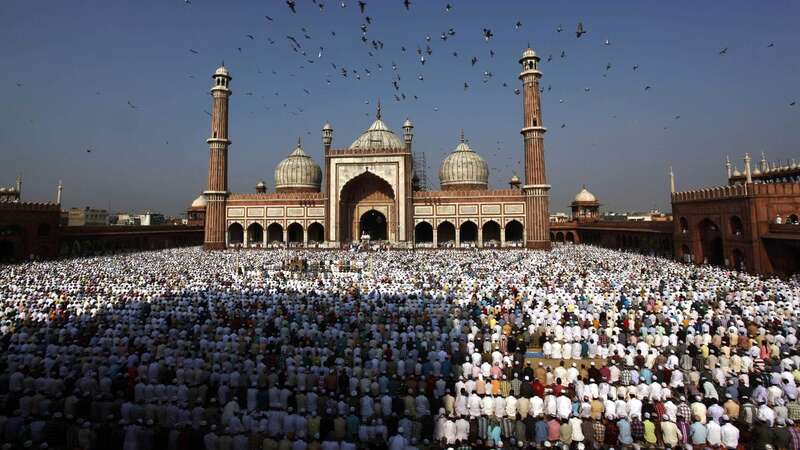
[199,47,549,250]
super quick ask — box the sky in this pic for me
[0,0,798,216]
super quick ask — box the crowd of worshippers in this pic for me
[1,245,800,450]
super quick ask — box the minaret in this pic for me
[15,175,22,202]
[203,65,232,250]
[744,153,753,183]
[322,122,333,152]
[403,118,414,152]
[519,46,550,250]
[669,167,675,193]
[57,180,63,204]
[725,155,732,179]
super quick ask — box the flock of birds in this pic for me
[12,0,795,172]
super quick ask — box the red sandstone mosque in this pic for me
[196,47,551,250]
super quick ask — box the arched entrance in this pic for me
[360,210,387,240]
[437,221,455,246]
[228,223,244,246]
[729,216,744,236]
[0,240,15,261]
[415,222,433,244]
[460,221,478,245]
[732,248,746,271]
[287,223,304,245]
[482,221,501,245]
[247,223,263,247]
[339,171,395,243]
[555,232,564,243]
[699,219,723,266]
[267,223,284,244]
[506,220,524,245]
[565,232,575,243]
[307,223,324,244]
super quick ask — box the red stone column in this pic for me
[519,48,551,250]
[204,67,232,250]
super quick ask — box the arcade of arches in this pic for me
[226,221,326,248]
[413,219,525,248]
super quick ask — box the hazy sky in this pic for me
[1,0,797,215]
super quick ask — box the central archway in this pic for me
[360,210,387,240]
[339,171,395,243]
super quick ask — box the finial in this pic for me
[460,129,465,143]
[527,41,531,49]
[376,100,381,120]
[297,136,302,148]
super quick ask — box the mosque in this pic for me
[194,47,551,250]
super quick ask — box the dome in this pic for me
[322,122,333,131]
[732,167,742,177]
[349,105,405,150]
[214,65,229,76]
[274,140,322,192]
[510,174,520,183]
[403,118,413,128]
[191,194,207,208]
[573,185,597,203]
[521,47,538,60]
[439,133,489,190]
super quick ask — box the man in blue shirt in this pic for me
[617,417,633,446]
[690,419,708,447]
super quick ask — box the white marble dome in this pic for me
[191,194,207,208]
[274,141,322,191]
[573,186,597,203]
[439,134,489,189]
[350,115,405,150]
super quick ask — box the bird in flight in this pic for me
[246,34,254,40]
[86,148,92,153]
[403,0,410,10]
[767,42,775,48]
[189,49,199,54]
[358,1,366,13]
[287,0,296,13]
[644,85,652,91]
[556,24,563,33]
[632,64,639,71]
[719,47,728,55]
[576,22,586,38]
[790,101,796,107]
[515,21,522,30]
[483,28,494,41]
[127,100,137,109]
[265,15,273,21]
[445,3,452,12]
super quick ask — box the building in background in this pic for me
[139,212,165,226]
[67,207,109,226]
[186,195,206,227]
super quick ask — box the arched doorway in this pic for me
[0,240,15,261]
[339,171,395,243]
[307,222,324,244]
[228,223,244,246]
[680,244,693,263]
[550,232,556,242]
[565,232,575,243]
[360,210,387,240]
[729,216,743,236]
[415,222,433,245]
[732,248,746,271]
[679,217,689,234]
[287,223,304,245]
[247,223,264,247]
[506,220,524,245]
[555,232,564,242]
[437,221,455,246]
[699,219,723,266]
[267,223,284,244]
[460,221,478,245]
[482,221,501,246]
